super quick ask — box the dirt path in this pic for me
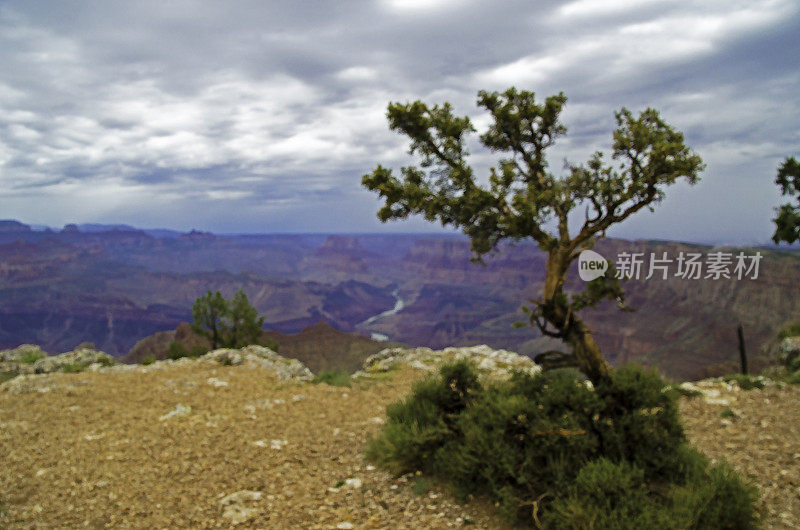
[1,362,797,528]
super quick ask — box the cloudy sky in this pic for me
[0,0,798,244]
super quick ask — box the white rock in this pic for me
[159,404,191,421]
[218,490,262,525]
[345,478,362,488]
[270,439,288,450]
[337,523,354,529]
[207,377,229,388]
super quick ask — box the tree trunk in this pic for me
[564,319,611,382]
[542,250,612,383]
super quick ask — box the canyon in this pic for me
[1,220,798,380]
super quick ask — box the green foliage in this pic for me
[191,290,228,349]
[97,355,115,367]
[141,354,156,365]
[226,289,266,348]
[167,342,206,360]
[61,361,89,373]
[721,407,737,419]
[0,371,18,384]
[788,371,800,385]
[772,156,800,244]
[18,351,44,364]
[312,370,352,387]
[412,476,432,496]
[367,362,758,527]
[723,374,765,391]
[778,322,800,340]
[191,289,267,350]
[670,461,761,529]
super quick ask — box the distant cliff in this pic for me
[0,221,797,380]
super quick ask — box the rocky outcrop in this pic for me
[0,345,114,375]
[778,336,800,371]
[198,346,314,381]
[355,344,542,379]
[1,344,314,394]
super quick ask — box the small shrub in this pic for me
[788,371,800,385]
[412,476,432,496]
[0,371,18,384]
[313,370,352,387]
[778,322,800,340]
[141,354,156,365]
[61,361,88,373]
[75,341,97,350]
[97,355,115,367]
[18,351,44,364]
[723,374,765,391]
[367,361,759,527]
[167,342,189,360]
[166,342,205,360]
[670,461,760,529]
[720,407,736,419]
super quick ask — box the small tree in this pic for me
[772,156,800,244]
[225,289,265,348]
[191,289,265,349]
[191,290,228,349]
[363,88,703,381]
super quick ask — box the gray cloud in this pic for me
[0,0,798,243]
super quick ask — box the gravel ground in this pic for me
[680,383,800,529]
[0,363,513,529]
[1,362,797,528]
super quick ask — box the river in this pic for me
[358,289,404,341]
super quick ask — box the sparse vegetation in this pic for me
[778,322,800,340]
[411,476,432,496]
[0,371,18,384]
[721,407,737,419]
[723,373,765,391]
[141,354,156,365]
[167,341,207,360]
[367,361,759,527]
[312,370,352,387]
[18,351,44,364]
[61,361,89,373]
[668,383,703,399]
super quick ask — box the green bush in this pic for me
[18,351,45,364]
[312,370,352,387]
[167,342,207,360]
[61,361,89,373]
[0,371,18,384]
[412,476,432,496]
[788,371,800,385]
[778,322,800,340]
[367,361,759,528]
[141,354,156,365]
[723,374,765,391]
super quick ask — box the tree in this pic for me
[191,289,265,349]
[191,290,228,349]
[772,156,800,244]
[363,87,704,382]
[225,289,265,348]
